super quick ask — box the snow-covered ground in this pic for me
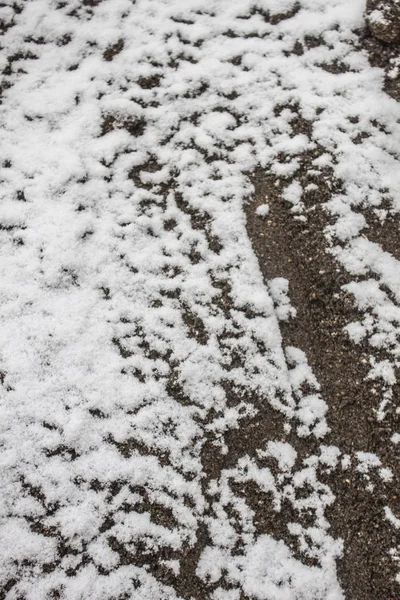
[0,1,399,598]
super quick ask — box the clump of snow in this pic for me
[392,433,400,445]
[282,180,305,214]
[380,468,394,483]
[367,358,397,387]
[341,454,351,470]
[255,203,269,217]
[285,346,329,438]
[368,9,388,25]
[385,506,400,530]
[269,277,296,321]
[313,153,333,168]
[388,56,400,79]
[356,451,381,473]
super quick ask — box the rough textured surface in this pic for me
[246,170,400,600]
[365,0,400,43]
[1,1,400,599]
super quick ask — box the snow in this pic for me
[255,203,270,217]
[0,0,399,597]
[385,506,400,530]
[282,181,305,214]
[269,278,297,322]
[368,9,388,26]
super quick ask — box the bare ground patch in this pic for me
[245,170,400,600]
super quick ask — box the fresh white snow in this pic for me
[1,0,400,597]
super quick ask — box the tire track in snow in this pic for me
[0,2,343,598]
[247,168,400,599]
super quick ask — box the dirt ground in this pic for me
[245,21,400,600]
